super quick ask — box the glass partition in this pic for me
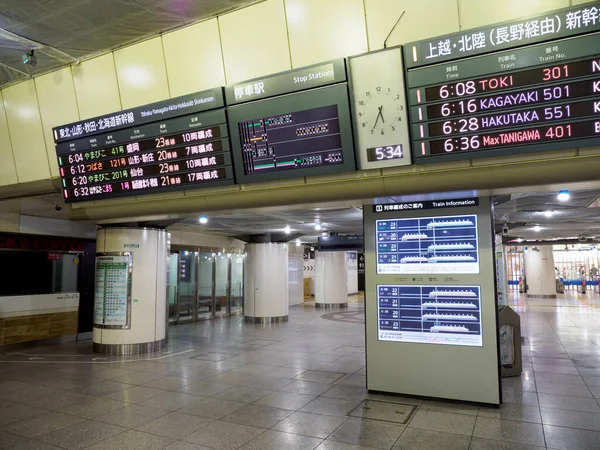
[197,252,214,319]
[230,254,244,315]
[178,251,197,322]
[168,253,179,323]
[215,253,230,318]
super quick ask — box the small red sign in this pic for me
[47,252,62,261]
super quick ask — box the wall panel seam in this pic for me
[111,52,124,111]
[0,91,20,184]
[216,17,229,85]
[159,36,173,99]
[32,79,54,178]
[282,0,294,69]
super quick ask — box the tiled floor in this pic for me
[1,292,600,449]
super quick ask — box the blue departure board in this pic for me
[376,214,479,274]
[378,285,482,346]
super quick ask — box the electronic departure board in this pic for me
[54,89,234,203]
[227,61,356,183]
[377,285,483,346]
[404,4,600,163]
[376,214,479,275]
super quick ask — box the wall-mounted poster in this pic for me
[94,254,132,328]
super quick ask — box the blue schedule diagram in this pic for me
[376,214,479,274]
[378,285,483,347]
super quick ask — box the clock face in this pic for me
[348,47,412,169]
[357,87,405,137]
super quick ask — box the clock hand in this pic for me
[379,105,385,124]
[373,107,383,130]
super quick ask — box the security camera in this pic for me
[54,202,62,212]
[502,225,509,237]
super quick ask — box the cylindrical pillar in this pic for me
[524,246,556,298]
[244,243,289,323]
[93,228,170,355]
[315,251,348,308]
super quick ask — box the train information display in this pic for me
[405,21,600,163]
[377,285,483,346]
[54,90,234,203]
[376,214,479,274]
[239,105,343,175]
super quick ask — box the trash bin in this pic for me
[498,305,522,378]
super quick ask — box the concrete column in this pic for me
[525,246,556,298]
[93,228,170,355]
[244,243,289,323]
[315,251,348,308]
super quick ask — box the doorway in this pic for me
[168,247,244,323]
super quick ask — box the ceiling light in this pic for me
[557,190,570,201]
[284,225,291,234]
[199,216,208,224]
[23,50,37,67]
[322,232,327,237]
[516,238,523,243]
[544,210,554,217]
[533,225,541,232]
[296,238,301,247]
[314,222,322,231]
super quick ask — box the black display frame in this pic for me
[227,84,357,184]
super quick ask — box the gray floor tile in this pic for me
[79,380,129,397]
[178,381,231,397]
[421,400,480,416]
[533,364,580,375]
[478,403,541,423]
[272,411,346,439]
[544,424,600,450]
[96,404,170,428]
[0,403,48,426]
[240,429,322,450]
[223,404,292,428]
[338,375,366,387]
[60,397,128,419]
[5,441,65,450]
[184,420,265,449]
[296,371,346,384]
[180,397,246,419]
[0,429,29,448]
[536,381,593,398]
[501,378,537,392]
[162,442,215,450]
[102,385,166,403]
[408,410,476,436]
[136,411,213,439]
[472,417,545,447]
[213,386,273,403]
[301,397,361,417]
[501,390,540,406]
[3,411,86,438]
[38,420,126,450]
[256,391,316,410]
[322,385,368,402]
[280,381,333,396]
[264,367,307,379]
[143,376,192,391]
[541,406,600,431]
[315,441,380,450]
[589,385,600,398]
[392,428,470,450]
[21,391,92,411]
[329,417,404,450]
[139,392,201,411]
[468,437,546,449]
[109,371,165,386]
[83,429,173,450]
[537,392,600,412]
[534,372,586,385]
[350,400,415,424]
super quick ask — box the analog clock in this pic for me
[348,47,412,169]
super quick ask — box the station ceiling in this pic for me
[0,0,253,87]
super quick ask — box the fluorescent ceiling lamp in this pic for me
[284,225,291,234]
[314,222,322,231]
[533,225,541,232]
[557,190,570,201]
[544,210,553,217]
[199,216,208,224]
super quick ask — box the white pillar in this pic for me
[346,252,358,295]
[93,228,170,355]
[244,243,289,323]
[315,251,348,308]
[525,246,556,298]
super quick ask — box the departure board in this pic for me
[227,62,356,184]
[239,105,343,175]
[405,22,600,163]
[54,89,234,203]
[376,214,479,275]
[378,285,482,346]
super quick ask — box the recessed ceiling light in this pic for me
[533,225,541,232]
[296,238,301,247]
[544,210,554,218]
[284,225,291,234]
[199,216,208,224]
[315,222,322,231]
[557,190,570,201]
[516,238,523,243]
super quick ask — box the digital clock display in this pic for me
[406,30,600,162]
[54,101,234,203]
[366,145,404,162]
